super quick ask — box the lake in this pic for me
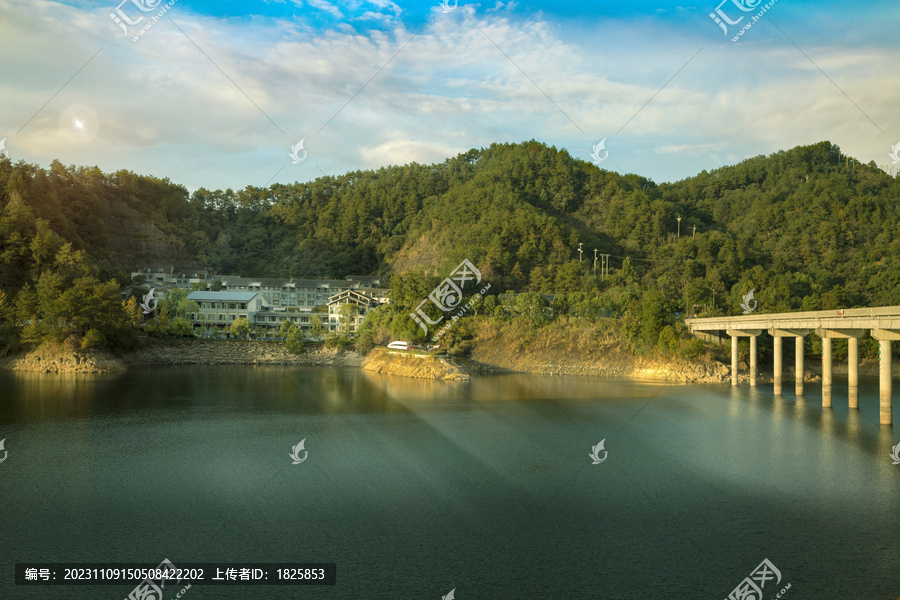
[1,366,898,599]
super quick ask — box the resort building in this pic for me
[326,290,389,332]
[186,291,271,332]
[133,268,387,310]
[186,287,388,335]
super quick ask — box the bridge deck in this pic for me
[685,306,900,332]
[684,306,899,425]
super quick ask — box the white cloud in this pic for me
[0,0,898,190]
[359,138,461,167]
[366,0,402,14]
[307,0,343,18]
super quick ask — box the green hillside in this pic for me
[0,140,898,354]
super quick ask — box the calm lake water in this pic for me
[0,366,898,599]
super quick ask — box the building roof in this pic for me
[327,289,377,306]
[187,291,260,301]
[216,275,361,289]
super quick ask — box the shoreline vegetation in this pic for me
[3,336,897,383]
[1,141,898,383]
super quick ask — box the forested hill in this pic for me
[1,141,899,314]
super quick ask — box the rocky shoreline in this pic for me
[467,341,732,383]
[2,339,896,384]
[362,348,469,381]
[0,340,362,374]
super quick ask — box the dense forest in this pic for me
[0,141,898,358]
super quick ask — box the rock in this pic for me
[362,348,470,381]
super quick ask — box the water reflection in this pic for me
[0,366,898,599]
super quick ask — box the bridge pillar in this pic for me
[750,334,757,387]
[726,330,762,387]
[872,330,899,425]
[817,328,865,409]
[880,339,892,425]
[822,336,832,408]
[848,337,859,409]
[773,335,782,395]
[771,329,812,396]
[731,335,738,386]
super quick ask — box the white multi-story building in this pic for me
[187,291,270,332]
[186,291,321,335]
[326,290,389,332]
[187,287,389,336]
[135,268,387,310]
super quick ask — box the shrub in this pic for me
[81,328,106,349]
[285,328,305,354]
[169,317,195,338]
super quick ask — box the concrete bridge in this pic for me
[685,306,900,425]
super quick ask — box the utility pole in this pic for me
[692,224,697,238]
[600,254,610,280]
[677,215,681,239]
[578,242,583,262]
[593,248,598,275]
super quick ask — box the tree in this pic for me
[640,289,667,348]
[230,317,251,340]
[309,314,325,340]
[169,317,195,338]
[285,328,305,354]
[338,302,357,332]
[279,319,297,339]
[123,296,143,329]
[159,288,198,320]
[81,328,106,349]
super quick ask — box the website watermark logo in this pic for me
[890,443,900,465]
[724,558,788,600]
[410,259,491,342]
[442,589,456,600]
[290,439,308,464]
[590,138,608,165]
[140,288,158,315]
[439,0,458,13]
[709,0,778,42]
[889,142,900,165]
[0,438,7,464]
[109,0,179,42]
[125,558,190,600]
[589,439,608,464]
[289,139,307,164]
[740,288,758,314]
[0,138,8,160]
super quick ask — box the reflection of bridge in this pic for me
[686,307,900,425]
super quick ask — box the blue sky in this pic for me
[1,0,898,192]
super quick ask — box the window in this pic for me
[229,303,236,309]
[240,303,247,309]
[218,314,225,321]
